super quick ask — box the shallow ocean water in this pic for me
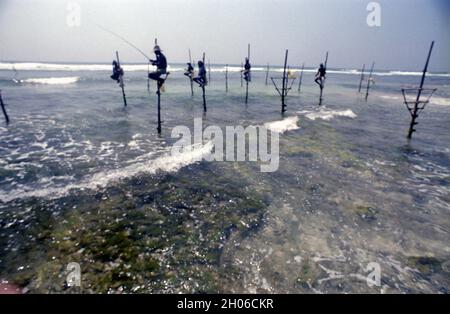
[0,63,449,293]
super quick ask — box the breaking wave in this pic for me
[380,94,450,106]
[1,62,449,77]
[430,97,450,106]
[0,142,213,203]
[0,62,181,72]
[264,116,299,133]
[21,77,80,85]
[298,109,357,121]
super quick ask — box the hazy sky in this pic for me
[0,0,449,71]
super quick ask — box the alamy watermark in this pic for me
[366,262,381,287]
[367,2,381,27]
[66,2,81,27]
[66,262,81,287]
[171,118,280,172]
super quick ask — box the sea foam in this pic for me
[264,116,299,133]
[0,142,213,203]
[380,94,450,106]
[298,109,357,121]
[430,97,450,107]
[22,77,80,85]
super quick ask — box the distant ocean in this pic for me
[2,61,450,76]
[0,61,449,293]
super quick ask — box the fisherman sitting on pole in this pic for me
[243,58,251,82]
[184,62,194,78]
[148,45,168,90]
[110,60,124,84]
[193,60,207,87]
[314,63,326,89]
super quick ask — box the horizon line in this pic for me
[1,60,450,74]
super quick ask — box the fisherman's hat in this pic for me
[153,45,162,52]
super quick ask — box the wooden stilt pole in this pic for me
[265,63,269,86]
[415,42,434,106]
[245,44,250,104]
[281,49,289,113]
[202,53,207,112]
[319,87,323,105]
[407,41,434,139]
[358,63,365,93]
[116,51,127,107]
[269,50,293,114]
[189,49,194,96]
[365,62,375,101]
[157,84,162,133]
[153,38,162,133]
[202,86,206,112]
[225,64,228,93]
[240,62,243,87]
[245,78,249,103]
[147,61,151,93]
[297,63,304,93]
[208,59,211,84]
[0,90,10,124]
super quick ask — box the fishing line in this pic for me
[147,60,151,93]
[91,20,151,61]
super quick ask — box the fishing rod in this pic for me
[116,51,128,107]
[93,21,153,94]
[147,61,151,93]
[188,49,194,96]
[93,22,151,61]
[245,43,250,104]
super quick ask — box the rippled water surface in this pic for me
[0,63,449,293]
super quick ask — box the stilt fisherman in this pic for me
[193,60,207,87]
[314,63,326,89]
[243,57,251,82]
[110,60,124,86]
[148,44,168,91]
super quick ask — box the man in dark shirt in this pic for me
[314,63,326,88]
[193,60,207,87]
[184,63,194,78]
[110,60,124,84]
[148,45,168,88]
[243,57,251,82]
